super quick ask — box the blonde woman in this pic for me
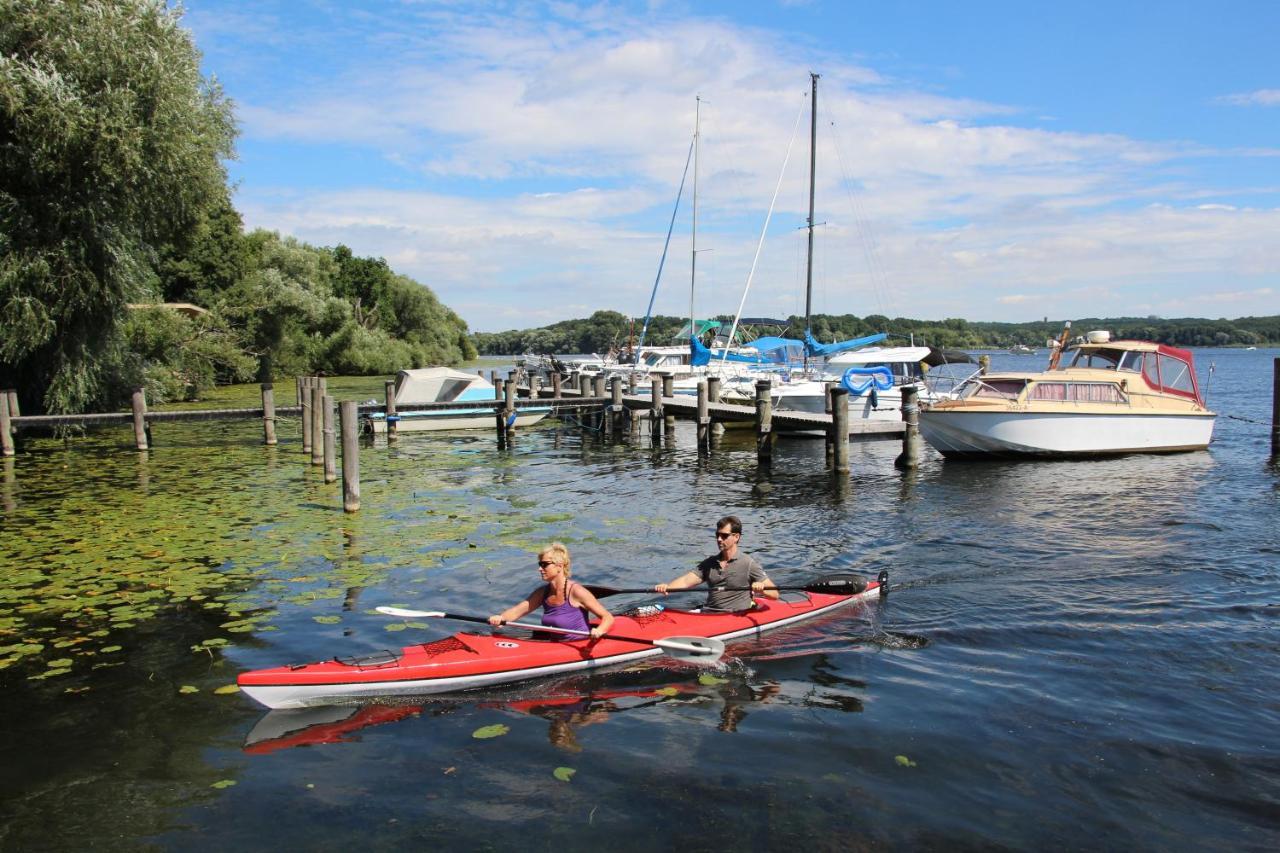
[488,543,614,640]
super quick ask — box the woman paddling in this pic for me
[489,543,614,640]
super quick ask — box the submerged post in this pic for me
[0,395,12,457]
[322,394,337,483]
[696,380,710,449]
[384,379,398,440]
[339,401,360,512]
[261,383,277,445]
[755,379,773,462]
[895,386,921,470]
[131,388,148,451]
[830,386,849,473]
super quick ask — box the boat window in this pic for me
[1070,383,1125,403]
[1069,349,1121,369]
[1030,382,1066,400]
[1156,353,1196,396]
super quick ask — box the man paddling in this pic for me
[655,516,779,612]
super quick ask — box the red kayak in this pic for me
[237,573,886,710]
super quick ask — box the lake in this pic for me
[0,349,1277,850]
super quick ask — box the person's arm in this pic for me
[488,587,545,626]
[655,570,703,595]
[750,562,780,600]
[572,586,614,639]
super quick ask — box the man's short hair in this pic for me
[716,515,742,535]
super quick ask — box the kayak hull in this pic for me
[238,581,884,709]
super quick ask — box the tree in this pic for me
[0,0,236,413]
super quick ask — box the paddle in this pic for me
[374,607,726,662]
[582,572,872,599]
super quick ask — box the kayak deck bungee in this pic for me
[237,572,887,710]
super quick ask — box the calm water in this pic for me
[1,350,1277,850]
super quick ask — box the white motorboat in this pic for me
[365,368,550,433]
[918,332,1216,458]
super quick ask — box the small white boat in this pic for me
[919,332,1216,458]
[365,367,550,433]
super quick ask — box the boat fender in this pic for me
[841,366,894,397]
[387,415,401,424]
[869,386,878,409]
[506,412,518,429]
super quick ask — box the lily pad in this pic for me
[312,615,341,624]
[179,685,199,694]
[471,724,510,739]
[211,779,236,789]
[894,755,917,768]
[656,687,680,696]
[698,673,729,686]
[213,684,240,695]
[553,766,577,782]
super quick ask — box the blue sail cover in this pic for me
[803,330,888,357]
[690,336,806,366]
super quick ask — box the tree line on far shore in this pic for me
[473,310,1280,355]
[1,1,472,416]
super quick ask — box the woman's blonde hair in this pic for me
[538,542,572,576]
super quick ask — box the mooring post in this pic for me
[591,375,604,432]
[824,381,839,461]
[130,388,148,450]
[650,376,663,439]
[504,378,517,436]
[895,386,921,470]
[322,394,337,483]
[628,373,637,395]
[552,373,562,399]
[261,383,277,445]
[1271,357,1279,460]
[310,383,325,467]
[696,380,710,449]
[662,375,676,436]
[707,376,721,404]
[5,390,18,422]
[531,375,542,400]
[609,376,624,435]
[491,370,500,391]
[979,355,991,375]
[831,386,850,473]
[755,379,773,462]
[383,379,397,440]
[0,395,13,457]
[300,376,313,454]
[339,401,360,512]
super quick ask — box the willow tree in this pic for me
[0,0,236,413]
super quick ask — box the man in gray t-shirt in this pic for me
[655,516,779,612]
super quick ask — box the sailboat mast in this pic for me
[690,95,700,347]
[804,73,818,362]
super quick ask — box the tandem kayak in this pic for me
[237,572,887,710]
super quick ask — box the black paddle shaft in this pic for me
[585,573,872,598]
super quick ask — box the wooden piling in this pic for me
[5,390,18,420]
[1271,358,1279,460]
[662,375,675,436]
[830,386,849,473]
[130,388,148,450]
[895,386,921,470]
[261,383,277,445]
[504,378,516,435]
[339,401,360,512]
[491,370,500,391]
[755,379,773,462]
[979,355,991,375]
[300,376,313,453]
[824,381,839,461]
[552,373,562,399]
[310,383,325,466]
[531,376,542,399]
[384,379,398,439]
[707,376,721,404]
[322,394,337,483]
[610,376,624,434]
[0,395,13,457]
[650,376,663,439]
[696,380,710,449]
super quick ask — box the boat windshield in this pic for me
[1066,349,1122,370]
[957,378,1026,400]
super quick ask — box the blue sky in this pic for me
[182,0,1280,333]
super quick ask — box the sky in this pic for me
[182,0,1280,333]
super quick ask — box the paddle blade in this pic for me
[804,574,868,595]
[654,636,726,664]
[376,606,444,619]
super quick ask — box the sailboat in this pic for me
[734,74,974,421]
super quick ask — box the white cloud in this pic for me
[1218,89,1280,107]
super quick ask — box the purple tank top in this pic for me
[542,581,590,637]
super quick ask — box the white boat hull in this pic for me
[918,409,1215,457]
[367,409,549,433]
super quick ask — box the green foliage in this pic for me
[475,312,1280,354]
[0,0,236,414]
[115,306,255,404]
